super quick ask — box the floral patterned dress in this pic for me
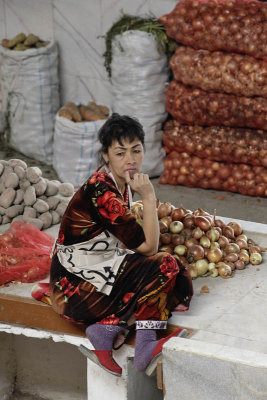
[49,169,193,329]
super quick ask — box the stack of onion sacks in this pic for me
[131,200,265,280]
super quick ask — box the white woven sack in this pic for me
[53,113,107,190]
[111,30,168,177]
[0,41,59,164]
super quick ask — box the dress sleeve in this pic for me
[85,172,146,249]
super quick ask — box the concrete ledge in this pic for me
[163,337,267,400]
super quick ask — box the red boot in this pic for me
[79,345,122,376]
[145,328,187,377]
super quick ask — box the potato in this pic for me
[0,206,6,215]
[58,108,73,121]
[58,182,74,197]
[0,160,8,166]
[14,189,25,205]
[98,105,109,117]
[2,215,11,224]
[13,43,30,51]
[6,204,24,219]
[23,206,37,220]
[33,177,47,196]
[45,181,59,196]
[24,33,39,47]
[51,210,61,225]
[80,105,105,121]
[24,186,36,206]
[7,33,26,49]
[0,215,2,224]
[0,166,14,184]
[25,217,43,230]
[35,41,50,48]
[38,211,52,229]
[0,188,16,208]
[1,39,8,48]
[8,159,27,169]
[14,165,26,180]
[33,199,49,213]
[4,172,19,189]
[64,102,83,122]
[26,166,42,184]
[46,196,60,210]
[39,195,48,201]
[0,183,4,195]
[19,178,31,190]
[55,202,67,216]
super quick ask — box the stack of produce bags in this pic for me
[159,0,267,197]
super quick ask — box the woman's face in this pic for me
[102,137,144,184]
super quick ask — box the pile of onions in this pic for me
[131,201,265,279]
[158,0,267,60]
[166,81,267,130]
[159,151,267,198]
[170,46,267,98]
[162,120,267,168]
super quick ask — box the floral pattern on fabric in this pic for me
[55,277,81,303]
[160,255,180,279]
[97,314,120,325]
[96,190,126,223]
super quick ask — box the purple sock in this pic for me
[134,329,158,371]
[86,324,124,351]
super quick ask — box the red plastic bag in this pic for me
[0,221,55,285]
[159,0,267,60]
[166,81,267,130]
[162,120,267,167]
[170,46,267,98]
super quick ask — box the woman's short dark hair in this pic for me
[98,113,145,155]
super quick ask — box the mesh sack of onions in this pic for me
[166,81,267,130]
[159,151,267,197]
[159,0,267,60]
[170,46,267,98]
[132,201,265,280]
[163,120,267,167]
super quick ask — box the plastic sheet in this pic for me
[159,0,267,60]
[0,221,54,285]
[166,81,267,130]
[163,120,267,167]
[159,151,267,197]
[170,46,267,98]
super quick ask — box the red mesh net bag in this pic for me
[170,46,267,98]
[163,120,267,167]
[159,0,267,60]
[166,81,267,130]
[159,151,267,197]
[0,221,55,285]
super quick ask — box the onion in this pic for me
[206,228,220,242]
[210,242,220,250]
[185,238,199,248]
[187,244,205,263]
[194,216,211,231]
[169,221,184,234]
[192,227,204,239]
[239,252,250,264]
[159,245,173,254]
[183,215,195,229]
[160,233,172,245]
[160,216,172,228]
[188,265,198,279]
[235,238,248,250]
[224,252,239,263]
[207,248,223,263]
[200,236,211,248]
[218,236,229,248]
[222,225,235,239]
[172,234,185,246]
[225,243,240,254]
[174,245,187,256]
[159,220,168,234]
[249,252,262,265]
[158,202,173,219]
[234,260,245,270]
[217,263,232,278]
[236,234,248,242]
[171,207,186,221]
[227,222,242,236]
[195,259,209,276]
